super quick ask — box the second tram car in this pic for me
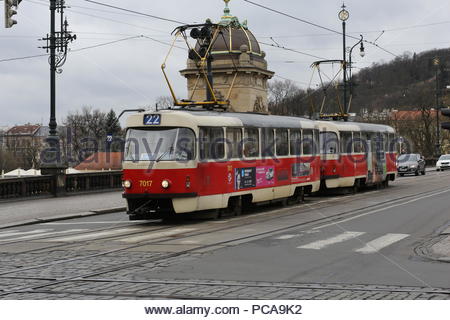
[121,110,397,220]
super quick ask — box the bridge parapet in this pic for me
[0,171,122,201]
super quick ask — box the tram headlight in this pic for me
[122,180,132,189]
[161,179,170,189]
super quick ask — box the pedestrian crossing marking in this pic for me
[0,229,86,242]
[118,228,197,243]
[354,233,409,254]
[298,231,365,250]
[47,227,146,242]
[275,234,299,240]
[0,229,52,239]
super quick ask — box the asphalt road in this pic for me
[0,170,449,299]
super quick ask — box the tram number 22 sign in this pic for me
[144,114,161,125]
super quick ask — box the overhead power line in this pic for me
[243,0,399,58]
[259,41,327,60]
[82,0,187,24]
[0,36,142,63]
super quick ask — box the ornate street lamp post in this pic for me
[338,4,349,113]
[348,35,365,112]
[434,57,441,156]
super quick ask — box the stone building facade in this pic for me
[180,1,274,114]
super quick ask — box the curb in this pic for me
[0,207,126,230]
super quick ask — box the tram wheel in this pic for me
[228,197,242,216]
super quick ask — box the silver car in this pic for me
[436,154,450,171]
[397,154,426,176]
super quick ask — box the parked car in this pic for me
[397,154,426,176]
[436,154,450,171]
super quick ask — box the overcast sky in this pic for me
[1,0,449,127]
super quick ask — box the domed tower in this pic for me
[180,0,274,113]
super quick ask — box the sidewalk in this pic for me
[430,226,450,263]
[0,191,125,229]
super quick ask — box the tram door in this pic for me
[367,132,386,184]
[365,133,373,184]
[374,132,387,183]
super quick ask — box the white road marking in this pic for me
[0,229,52,239]
[0,229,86,242]
[119,228,197,243]
[47,227,145,242]
[43,221,146,225]
[298,231,365,250]
[0,230,18,236]
[313,188,450,230]
[275,234,300,240]
[354,233,409,254]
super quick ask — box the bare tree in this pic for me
[268,80,299,106]
[64,107,112,165]
[155,96,174,110]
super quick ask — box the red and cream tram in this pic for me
[122,110,322,219]
[317,121,397,191]
[121,110,397,220]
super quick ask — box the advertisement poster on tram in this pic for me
[235,168,256,190]
[256,166,275,187]
[235,166,275,190]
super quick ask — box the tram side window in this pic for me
[276,129,289,156]
[314,130,320,154]
[383,133,389,151]
[200,127,225,160]
[226,128,243,159]
[261,128,274,157]
[353,132,362,153]
[290,129,302,156]
[340,131,353,154]
[360,133,371,153]
[244,128,259,157]
[320,132,339,154]
[303,130,313,155]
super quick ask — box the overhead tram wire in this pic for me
[0,36,143,63]
[28,0,170,34]
[259,41,328,60]
[243,0,399,58]
[82,0,187,24]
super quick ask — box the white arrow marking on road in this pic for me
[354,233,409,254]
[0,229,86,242]
[298,231,365,250]
[0,229,52,239]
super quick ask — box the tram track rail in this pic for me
[1,172,449,298]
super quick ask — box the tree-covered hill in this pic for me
[269,47,450,117]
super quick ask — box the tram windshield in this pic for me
[124,127,195,161]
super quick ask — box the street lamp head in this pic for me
[359,42,365,57]
[339,4,349,21]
